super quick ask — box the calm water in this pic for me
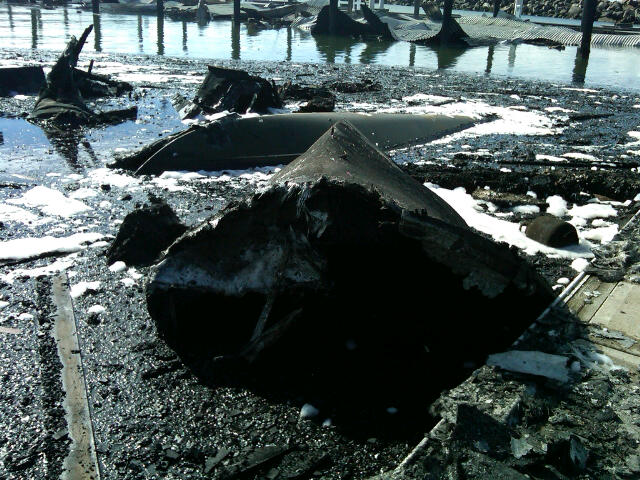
[1,3,640,90]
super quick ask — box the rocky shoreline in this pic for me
[392,0,640,23]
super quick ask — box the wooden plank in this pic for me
[51,274,101,480]
[565,275,617,323]
[589,282,640,341]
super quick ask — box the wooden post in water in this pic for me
[329,0,338,34]
[234,0,241,23]
[347,0,353,13]
[493,0,500,17]
[413,0,420,18]
[579,0,597,59]
[92,0,99,14]
[440,0,454,44]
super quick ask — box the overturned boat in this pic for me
[145,121,554,412]
[115,112,477,175]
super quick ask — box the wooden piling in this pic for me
[234,0,241,23]
[157,0,163,16]
[92,0,99,14]
[413,0,420,18]
[580,0,597,58]
[493,0,500,17]
[440,0,454,43]
[329,0,338,34]
[348,0,353,13]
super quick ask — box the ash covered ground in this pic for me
[1,47,640,479]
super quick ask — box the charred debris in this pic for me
[27,25,136,128]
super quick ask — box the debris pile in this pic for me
[172,65,282,120]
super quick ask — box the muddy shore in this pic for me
[1,45,640,479]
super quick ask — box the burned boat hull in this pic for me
[146,122,554,393]
[122,112,477,175]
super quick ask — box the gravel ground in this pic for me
[1,46,640,479]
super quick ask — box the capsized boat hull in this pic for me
[133,112,476,175]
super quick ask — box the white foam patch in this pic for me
[544,107,575,113]
[87,305,106,315]
[127,268,143,280]
[0,233,104,263]
[562,152,600,162]
[581,224,619,243]
[161,166,282,185]
[561,87,599,93]
[536,154,567,163]
[69,188,100,200]
[511,205,540,214]
[546,195,568,217]
[120,278,135,287]
[568,203,617,220]
[409,100,560,144]
[108,261,127,273]
[70,281,101,299]
[85,168,141,189]
[151,177,190,192]
[426,184,592,259]
[0,203,42,225]
[571,258,590,272]
[1,255,77,284]
[402,93,452,103]
[8,186,91,218]
[300,403,319,419]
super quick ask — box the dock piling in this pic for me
[92,0,99,14]
[234,0,240,23]
[580,0,597,58]
[329,0,338,34]
[493,0,500,17]
[440,0,454,43]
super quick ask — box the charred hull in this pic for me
[146,181,553,431]
[147,180,553,357]
[115,112,477,175]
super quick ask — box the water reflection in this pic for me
[314,34,360,64]
[182,21,188,53]
[157,13,164,55]
[485,44,494,75]
[359,39,393,64]
[231,22,240,60]
[137,15,143,52]
[433,46,466,70]
[63,7,69,35]
[572,50,589,84]
[508,43,517,70]
[31,8,38,49]
[39,128,100,172]
[7,4,13,31]
[93,13,102,52]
